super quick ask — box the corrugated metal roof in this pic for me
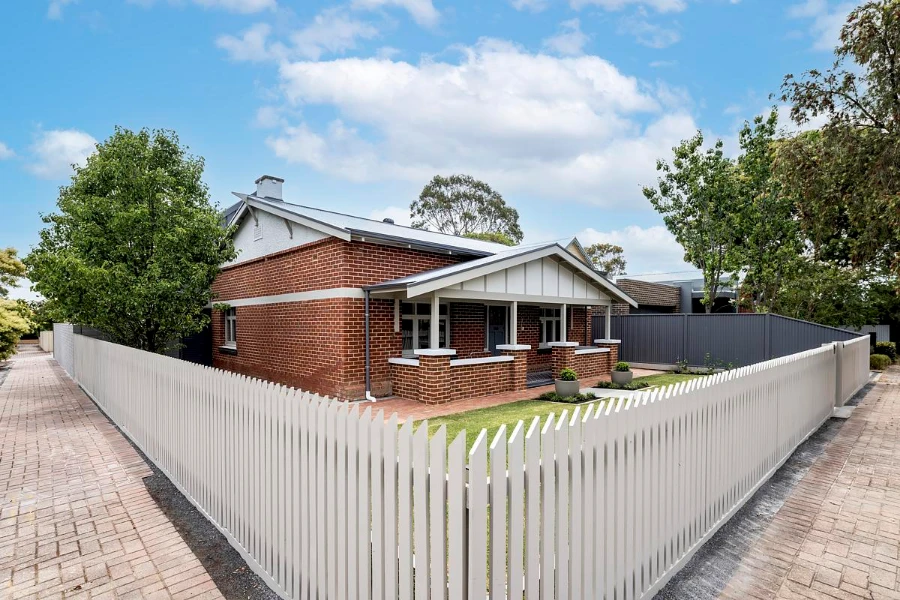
[240,195,513,256]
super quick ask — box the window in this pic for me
[224,308,237,347]
[539,308,561,347]
[401,303,448,356]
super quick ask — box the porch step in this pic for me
[527,371,553,389]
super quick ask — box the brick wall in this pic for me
[449,303,488,359]
[550,346,614,380]
[211,237,466,399]
[390,357,522,404]
[212,238,462,301]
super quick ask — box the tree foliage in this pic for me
[0,300,31,360]
[584,243,626,276]
[26,127,236,354]
[779,0,900,276]
[0,248,26,297]
[735,109,803,312]
[411,175,524,244]
[463,231,517,246]
[643,133,742,312]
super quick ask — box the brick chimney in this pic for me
[255,175,283,201]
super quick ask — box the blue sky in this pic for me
[1,0,854,297]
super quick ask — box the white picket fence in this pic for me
[839,336,870,405]
[57,329,867,600]
[38,330,53,352]
[52,323,74,377]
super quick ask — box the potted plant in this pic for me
[611,361,633,385]
[555,367,580,397]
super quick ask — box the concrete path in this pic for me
[659,367,900,600]
[0,346,224,599]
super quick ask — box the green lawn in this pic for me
[418,372,703,452]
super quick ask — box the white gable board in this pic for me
[227,208,329,266]
[447,256,610,302]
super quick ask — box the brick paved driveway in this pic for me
[661,367,900,600]
[0,346,223,599]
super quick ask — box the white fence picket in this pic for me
[61,330,867,600]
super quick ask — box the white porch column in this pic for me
[605,303,612,339]
[510,301,518,345]
[560,303,567,343]
[430,293,440,349]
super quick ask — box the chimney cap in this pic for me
[382,217,395,224]
[255,174,284,184]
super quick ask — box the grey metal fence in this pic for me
[592,313,862,367]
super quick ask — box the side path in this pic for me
[659,368,900,600]
[0,346,269,599]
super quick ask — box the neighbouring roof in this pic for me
[229,194,513,257]
[614,278,681,307]
[367,242,638,307]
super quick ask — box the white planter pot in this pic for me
[555,379,580,397]
[611,370,633,385]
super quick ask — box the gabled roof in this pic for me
[229,194,512,257]
[367,242,639,307]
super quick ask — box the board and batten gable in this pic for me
[226,207,330,266]
[444,256,609,304]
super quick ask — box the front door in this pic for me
[488,306,507,356]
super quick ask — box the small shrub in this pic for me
[875,341,897,363]
[673,358,690,374]
[536,391,598,403]
[593,380,651,390]
[614,361,630,372]
[870,353,891,371]
[558,367,578,381]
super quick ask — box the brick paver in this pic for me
[0,347,224,599]
[679,367,900,600]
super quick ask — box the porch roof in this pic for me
[366,242,639,307]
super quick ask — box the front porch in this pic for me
[366,243,637,404]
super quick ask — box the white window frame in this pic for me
[224,308,237,348]
[401,303,449,357]
[539,307,561,348]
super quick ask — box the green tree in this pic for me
[0,299,31,360]
[735,109,803,312]
[584,243,626,276]
[412,174,524,244]
[463,231,516,246]
[643,133,742,312]
[0,248,26,297]
[770,263,878,328]
[779,0,900,277]
[26,127,236,353]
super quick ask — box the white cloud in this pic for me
[130,0,275,13]
[351,0,439,27]
[571,0,686,12]
[542,18,589,56]
[576,225,693,276]
[217,10,379,63]
[47,0,75,19]
[291,9,379,60]
[617,11,680,48]
[267,39,699,206]
[788,0,855,51]
[216,23,277,62]
[511,0,550,12]
[370,206,412,226]
[0,142,14,160]
[27,129,97,180]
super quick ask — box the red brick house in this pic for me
[211,176,637,404]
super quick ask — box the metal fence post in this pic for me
[765,313,772,359]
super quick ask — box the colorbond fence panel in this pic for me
[601,312,861,367]
[63,330,866,600]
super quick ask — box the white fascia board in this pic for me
[244,197,352,241]
[425,289,601,305]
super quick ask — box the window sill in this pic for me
[218,345,237,355]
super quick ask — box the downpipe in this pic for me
[364,289,377,402]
